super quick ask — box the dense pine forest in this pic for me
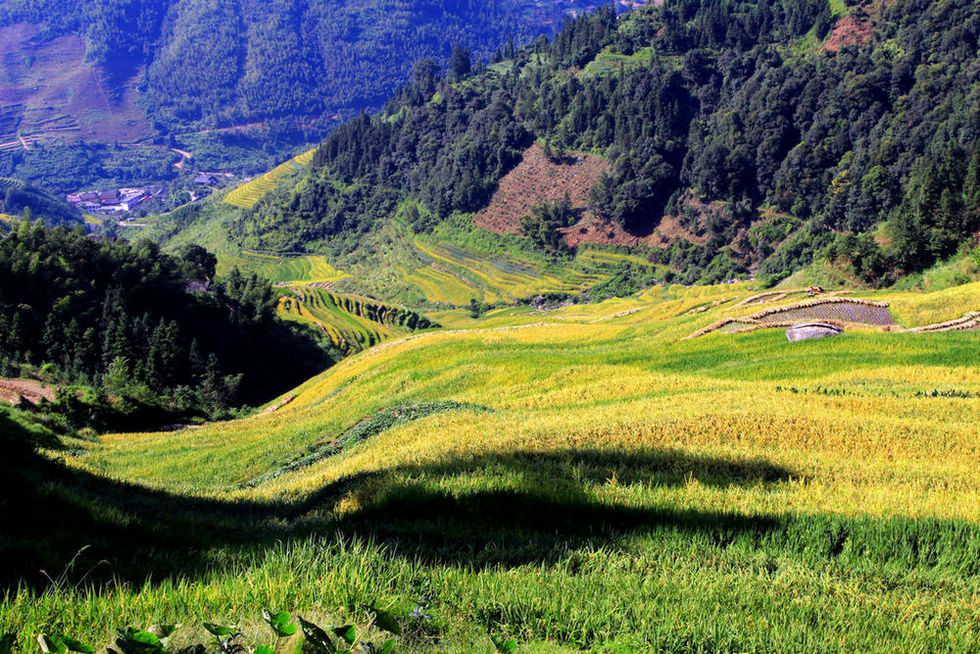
[0,221,329,429]
[238,0,980,286]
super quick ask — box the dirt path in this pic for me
[171,148,192,169]
[261,394,296,414]
[176,122,267,137]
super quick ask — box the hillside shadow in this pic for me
[1,419,796,591]
[317,448,791,567]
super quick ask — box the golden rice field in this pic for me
[277,286,430,353]
[278,287,390,353]
[219,250,351,284]
[223,149,316,209]
[405,240,606,305]
[884,280,980,326]
[403,264,487,305]
[4,282,980,652]
[574,248,661,270]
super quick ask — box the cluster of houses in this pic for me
[66,186,164,213]
[66,170,234,215]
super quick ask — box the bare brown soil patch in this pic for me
[474,143,608,235]
[648,214,708,247]
[823,15,873,52]
[0,23,153,146]
[475,148,723,249]
[560,212,705,249]
[561,218,647,248]
[0,378,56,405]
[648,193,725,248]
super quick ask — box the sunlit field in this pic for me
[4,283,980,652]
[404,241,605,305]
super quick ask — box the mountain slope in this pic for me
[0,177,84,228]
[0,0,611,189]
[0,222,331,427]
[235,0,980,287]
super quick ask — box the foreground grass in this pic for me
[3,284,980,651]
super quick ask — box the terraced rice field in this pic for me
[277,286,429,353]
[689,297,897,339]
[224,251,350,284]
[223,148,315,209]
[886,281,980,326]
[403,264,485,305]
[575,248,656,268]
[0,177,25,192]
[574,248,672,278]
[408,240,603,304]
[10,282,980,652]
[754,299,894,325]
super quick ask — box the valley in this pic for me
[1,0,980,650]
[0,0,615,192]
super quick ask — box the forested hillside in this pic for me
[0,221,329,428]
[0,178,83,228]
[0,0,597,138]
[239,0,980,286]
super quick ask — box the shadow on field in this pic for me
[318,447,797,568]
[7,414,980,598]
[1,408,802,591]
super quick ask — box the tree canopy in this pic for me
[238,0,980,285]
[0,221,330,427]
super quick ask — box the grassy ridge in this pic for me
[5,283,980,650]
[581,45,657,76]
